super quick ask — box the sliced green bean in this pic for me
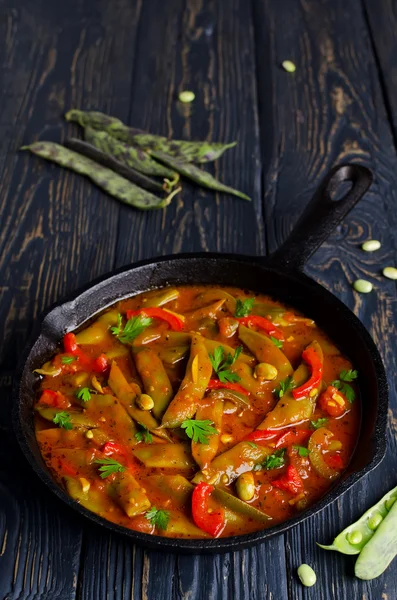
[318,485,397,555]
[158,345,189,365]
[87,393,139,444]
[133,348,173,419]
[109,471,151,517]
[84,127,179,183]
[150,151,251,201]
[132,443,196,469]
[192,398,223,469]
[144,288,180,307]
[197,289,237,314]
[238,325,293,378]
[213,487,270,524]
[65,137,164,194]
[145,474,193,508]
[21,142,179,210]
[65,476,109,514]
[164,512,210,538]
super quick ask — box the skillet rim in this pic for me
[12,252,389,553]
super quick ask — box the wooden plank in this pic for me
[0,1,142,598]
[253,1,397,599]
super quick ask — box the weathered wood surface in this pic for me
[0,0,396,599]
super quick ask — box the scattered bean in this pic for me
[362,240,381,252]
[297,564,316,587]
[383,267,397,280]
[178,91,195,103]
[353,279,373,293]
[282,60,296,73]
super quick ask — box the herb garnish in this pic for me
[235,298,255,317]
[61,356,77,365]
[94,457,126,478]
[181,419,218,444]
[330,369,358,403]
[111,313,152,344]
[53,411,73,430]
[310,417,329,430]
[76,387,93,402]
[275,375,295,398]
[209,345,242,384]
[293,445,310,457]
[134,424,153,444]
[270,336,283,349]
[254,448,286,471]
[145,506,170,530]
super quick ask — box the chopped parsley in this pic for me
[134,425,153,444]
[53,411,73,430]
[111,313,152,344]
[331,369,358,403]
[275,375,295,398]
[61,356,77,365]
[254,448,286,471]
[94,457,125,478]
[270,336,283,349]
[293,445,310,457]
[181,419,218,444]
[76,387,92,402]
[310,417,329,430]
[235,297,255,317]
[247,441,258,449]
[209,345,242,384]
[145,506,170,530]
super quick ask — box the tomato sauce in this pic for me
[34,285,360,538]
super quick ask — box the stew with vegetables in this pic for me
[33,285,360,538]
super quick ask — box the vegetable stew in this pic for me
[33,285,360,538]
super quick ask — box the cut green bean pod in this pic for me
[21,142,179,210]
[150,151,251,201]
[132,443,196,469]
[318,484,397,555]
[133,348,173,420]
[213,487,270,524]
[65,137,164,194]
[84,127,179,184]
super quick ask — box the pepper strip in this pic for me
[192,482,225,537]
[126,308,184,331]
[63,332,109,373]
[292,346,323,399]
[207,379,249,396]
[272,465,304,495]
[237,315,285,341]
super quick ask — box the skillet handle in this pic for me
[267,163,373,270]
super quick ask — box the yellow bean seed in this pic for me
[362,239,381,252]
[79,477,90,493]
[137,394,154,411]
[220,434,233,444]
[85,430,94,439]
[282,60,296,73]
[353,279,373,293]
[297,564,316,587]
[178,90,195,103]
[254,362,278,381]
[236,472,255,501]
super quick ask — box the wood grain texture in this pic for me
[0,0,396,599]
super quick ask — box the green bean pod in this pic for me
[164,512,210,538]
[109,471,151,517]
[161,334,213,428]
[145,474,194,508]
[192,398,223,469]
[132,443,196,469]
[65,109,144,136]
[318,485,397,555]
[150,151,251,201]
[84,127,179,183]
[36,428,89,450]
[65,476,109,514]
[192,441,272,486]
[158,345,189,365]
[21,142,179,210]
[144,288,180,307]
[35,407,97,429]
[87,393,139,445]
[238,325,293,378]
[257,341,323,430]
[197,289,237,313]
[203,339,255,367]
[133,348,173,420]
[213,487,270,524]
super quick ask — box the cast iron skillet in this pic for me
[14,163,388,554]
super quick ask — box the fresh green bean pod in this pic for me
[65,476,109,514]
[133,348,173,419]
[158,345,189,365]
[150,151,251,201]
[87,393,139,444]
[164,512,210,538]
[355,498,397,579]
[213,487,270,524]
[21,142,179,210]
[145,475,194,508]
[65,137,164,194]
[192,398,223,469]
[192,441,272,486]
[318,485,397,555]
[84,127,179,183]
[109,471,151,517]
[65,109,144,136]
[161,334,213,428]
[257,341,322,430]
[132,443,196,469]
[238,325,293,378]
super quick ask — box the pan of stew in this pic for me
[13,163,388,553]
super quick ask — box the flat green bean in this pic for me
[132,443,196,469]
[133,348,173,419]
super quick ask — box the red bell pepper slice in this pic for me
[38,389,59,407]
[236,315,285,341]
[207,379,250,396]
[274,429,312,449]
[324,454,344,470]
[318,385,347,417]
[292,346,323,399]
[102,441,128,457]
[192,482,225,537]
[245,429,279,444]
[272,465,304,495]
[126,308,184,331]
[62,333,109,374]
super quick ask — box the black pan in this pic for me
[13,163,388,554]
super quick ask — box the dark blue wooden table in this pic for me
[1,1,397,598]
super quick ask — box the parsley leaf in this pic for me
[145,506,170,530]
[53,411,73,430]
[270,336,283,349]
[254,448,286,471]
[111,313,152,344]
[310,417,329,430]
[209,345,242,384]
[61,356,77,365]
[293,445,310,457]
[181,419,218,444]
[76,387,92,402]
[134,425,153,444]
[235,297,255,317]
[330,369,358,403]
[94,457,125,479]
[275,375,295,398]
